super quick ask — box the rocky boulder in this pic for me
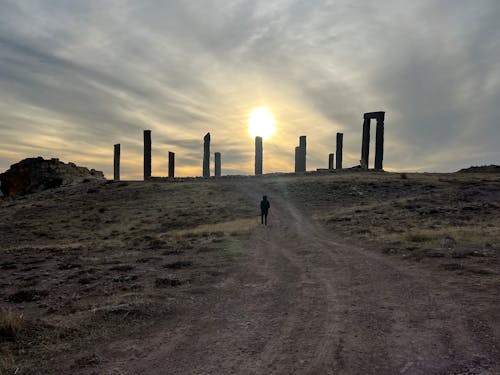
[0,157,105,197]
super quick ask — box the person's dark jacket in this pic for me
[260,199,270,213]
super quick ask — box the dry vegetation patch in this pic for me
[270,172,500,276]
[1,172,498,373]
[0,179,256,373]
[0,309,25,341]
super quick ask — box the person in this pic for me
[260,195,270,225]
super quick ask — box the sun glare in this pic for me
[248,107,276,140]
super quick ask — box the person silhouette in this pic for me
[260,195,270,225]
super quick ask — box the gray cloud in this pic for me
[1,0,499,178]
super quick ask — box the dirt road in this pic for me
[88,183,499,374]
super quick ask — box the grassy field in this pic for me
[1,171,499,373]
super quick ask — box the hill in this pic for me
[457,165,500,173]
[1,172,499,373]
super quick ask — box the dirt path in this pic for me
[85,183,499,375]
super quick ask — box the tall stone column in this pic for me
[361,117,370,169]
[255,136,263,176]
[168,152,175,178]
[375,118,384,170]
[144,130,151,180]
[336,133,343,169]
[203,133,210,178]
[328,153,334,170]
[113,144,120,181]
[299,136,307,172]
[214,152,221,177]
[294,146,300,173]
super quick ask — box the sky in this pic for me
[1,0,499,179]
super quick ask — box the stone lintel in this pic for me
[363,111,385,121]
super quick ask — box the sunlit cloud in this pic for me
[1,0,499,178]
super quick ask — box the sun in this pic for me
[248,107,276,140]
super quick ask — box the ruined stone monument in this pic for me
[336,133,343,169]
[328,153,334,170]
[361,112,385,170]
[203,133,210,178]
[144,130,151,180]
[215,152,221,177]
[255,136,263,176]
[168,152,175,178]
[294,136,307,172]
[294,147,300,173]
[299,136,306,171]
[114,144,120,181]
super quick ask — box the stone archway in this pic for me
[361,111,385,170]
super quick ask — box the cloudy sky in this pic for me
[1,0,499,178]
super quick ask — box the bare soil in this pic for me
[1,172,499,374]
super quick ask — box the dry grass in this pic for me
[0,309,24,374]
[166,217,259,237]
[0,171,498,372]
[0,178,258,373]
[316,200,500,250]
[0,308,25,341]
[0,351,16,375]
[288,172,500,271]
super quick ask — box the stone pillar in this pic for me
[299,136,306,172]
[203,132,210,178]
[336,133,343,170]
[144,130,151,180]
[215,152,221,177]
[294,146,300,173]
[255,136,263,176]
[328,153,334,170]
[361,117,370,169]
[168,152,175,178]
[113,144,120,181]
[375,117,384,170]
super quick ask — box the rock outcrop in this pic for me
[0,157,105,197]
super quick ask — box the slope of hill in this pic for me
[1,172,499,373]
[457,165,500,173]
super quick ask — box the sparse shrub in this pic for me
[7,290,48,303]
[441,263,464,271]
[0,351,16,374]
[0,309,25,341]
[406,232,431,243]
[78,278,93,285]
[163,261,192,269]
[155,277,183,287]
[146,238,166,249]
[0,262,16,270]
[440,235,457,248]
[109,265,135,272]
[162,249,183,256]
